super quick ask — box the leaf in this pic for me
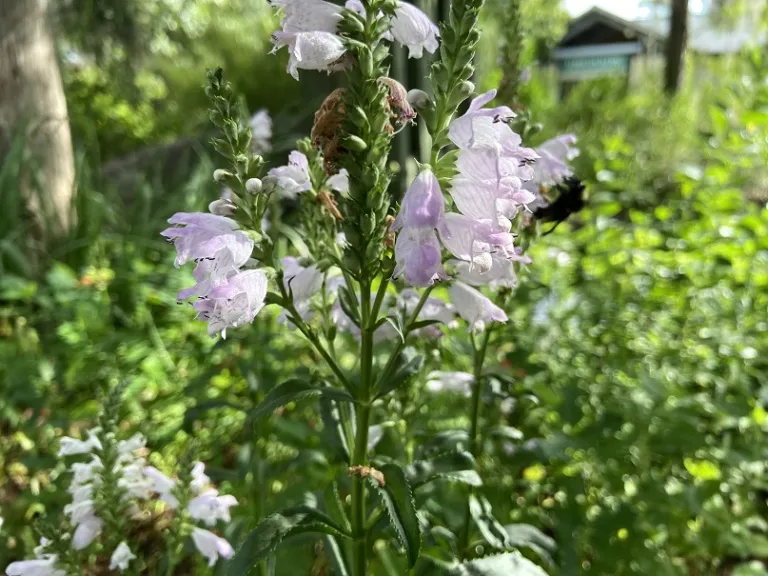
[470,495,510,551]
[324,481,351,533]
[408,319,443,331]
[406,451,482,489]
[375,348,424,399]
[250,379,356,423]
[504,524,556,565]
[383,316,405,343]
[228,506,351,576]
[446,551,549,576]
[366,462,421,567]
[488,426,524,441]
[323,535,350,576]
[320,399,352,462]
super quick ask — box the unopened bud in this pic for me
[407,89,432,110]
[213,169,233,183]
[261,175,278,194]
[343,135,368,153]
[245,178,263,195]
[457,80,475,97]
[208,198,236,216]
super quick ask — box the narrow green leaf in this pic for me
[324,481,351,533]
[319,399,351,462]
[407,451,482,489]
[469,495,510,551]
[366,462,421,567]
[503,524,556,566]
[250,379,356,423]
[375,348,424,399]
[488,426,524,441]
[446,552,549,575]
[228,506,352,576]
[408,319,443,331]
[384,316,405,343]
[323,535,350,576]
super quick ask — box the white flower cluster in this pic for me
[144,462,237,566]
[271,0,439,79]
[4,430,237,575]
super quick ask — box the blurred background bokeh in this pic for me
[1,0,768,573]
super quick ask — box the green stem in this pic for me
[352,274,374,576]
[373,284,435,392]
[277,273,352,392]
[458,327,493,558]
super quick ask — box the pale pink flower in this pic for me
[248,110,273,154]
[6,556,65,576]
[393,227,446,287]
[426,371,474,395]
[188,489,239,526]
[390,1,440,58]
[191,527,235,567]
[161,213,253,271]
[268,151,312,198]
[271,31,346,80]
[72,515,103,550]
[192,269,269,337]
[393,169,445,230]
[447,281,508,330]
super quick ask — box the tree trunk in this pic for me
[664,0,689,95]
[0,0,75,237]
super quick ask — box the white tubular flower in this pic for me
[190,462,211,495]
[268,151,312,198]
[109,542,137,572]
[116,433,145,455]
[447,281,508,331]
[5,556,65,576]
[426,371,475,395]
[271,31,347,80]
[58,430,102,456]
[390,1,440,58]
[326,168,349,194]
[188,489,239,526]
[191,527,235,567]
[143,466,179,507]
[248,109,272,154]
[72,515,103,550]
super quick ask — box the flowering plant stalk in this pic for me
[0,1,580,574]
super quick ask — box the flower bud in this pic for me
[208,199,236,216]
[245,178,263,195]
[213,169,234,183]
[407,89,432,110]
[343,135,368,152]
[457,80,475,97]
[261,175,279,194]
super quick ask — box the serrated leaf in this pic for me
[447,551,549,575]
[375,348,424,399]
[228,506,352,576]
[250,379,356,423]
[366,462,421,567]
[406,451,482,489]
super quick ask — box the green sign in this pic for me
[558,55,629,77]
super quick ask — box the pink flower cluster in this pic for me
[161,213,268,338]
[393,90,537,292]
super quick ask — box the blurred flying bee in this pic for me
[533,177,586,236]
